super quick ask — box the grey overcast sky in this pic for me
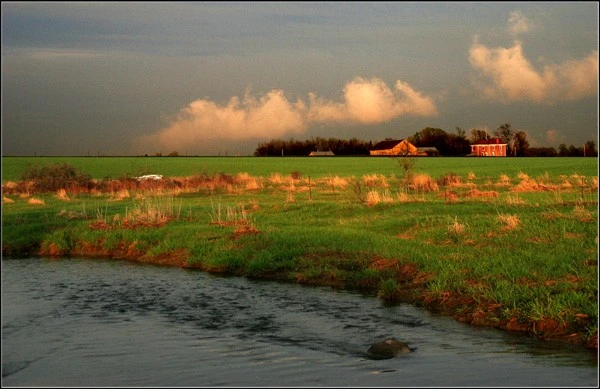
[1,1,598,156]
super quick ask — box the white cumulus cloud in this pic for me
[507,10,533,36]
[469,39,598,104]
[134,77,438,154]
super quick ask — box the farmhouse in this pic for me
[470,138,507,157]
[308,150,335,156]
[369,139,419,156]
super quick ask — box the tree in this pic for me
[558,144,570,157]
[524,147,558,157]
[568,145,580,156]
[584,140,598,157]
[495,123,514,155]
[512,131,529,157]
[470,129,490,143]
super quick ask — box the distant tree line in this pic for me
[525,141,597,157]
[253,124,597,157]
[254,137,372,156]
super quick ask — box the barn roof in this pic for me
[370,139,405,151]
[471,137,506,145]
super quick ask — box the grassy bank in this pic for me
[2,157,598,349]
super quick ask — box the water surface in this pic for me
[2,258,597,386]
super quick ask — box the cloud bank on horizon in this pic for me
[135,9,597,154]
[134,77,438,153]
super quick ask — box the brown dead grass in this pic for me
[324,176,349,189]
[512,177,558,192]
[55,188,70,201]
[363,174,389,188]
[505,193,526,205]
[27,197,45,205]
[572,205,594,222]
[3,196,14,204]
[462,189,499,198]
[409,174,439,192]
[497,174,511,186]
[448,217,466,236]
[497,213,521,231]
[111,189,131,201]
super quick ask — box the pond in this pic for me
[2,258,597,387]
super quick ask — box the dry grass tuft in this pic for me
[248,199,260,211]
[268,173,292,186]
[438,190,459,203]
[3,196,15,204]
[380,190,394,203]
[437,173,462,187]
[497,174,511,186]
[27,197,45,205]
[467,171,476,181]
[365,190,381,206]
[325,176,349,189]
[448,217,466,236]
[363,174,389,188]
[511,177,557,192]
[498,213,521,231]
[560,177,573,189]
[462,189,499,198]
[112,189,131,201]
[409,174,439,192]
[396,191,412,203]
[572,205,593,221]
[365,190,394,206]
[235,172,262,191]
[285,192,296,204]
[505,194,526,205]
[55,188,70,201]
[541,209,565,220]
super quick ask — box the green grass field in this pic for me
[2,156,598,347]
[2,156,597,182]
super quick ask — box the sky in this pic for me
[1,1,598,156]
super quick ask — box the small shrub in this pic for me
[22,163,92,193]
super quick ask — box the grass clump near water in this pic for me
[1,157,598,349]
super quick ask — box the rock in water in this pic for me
[367,338,412,359]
